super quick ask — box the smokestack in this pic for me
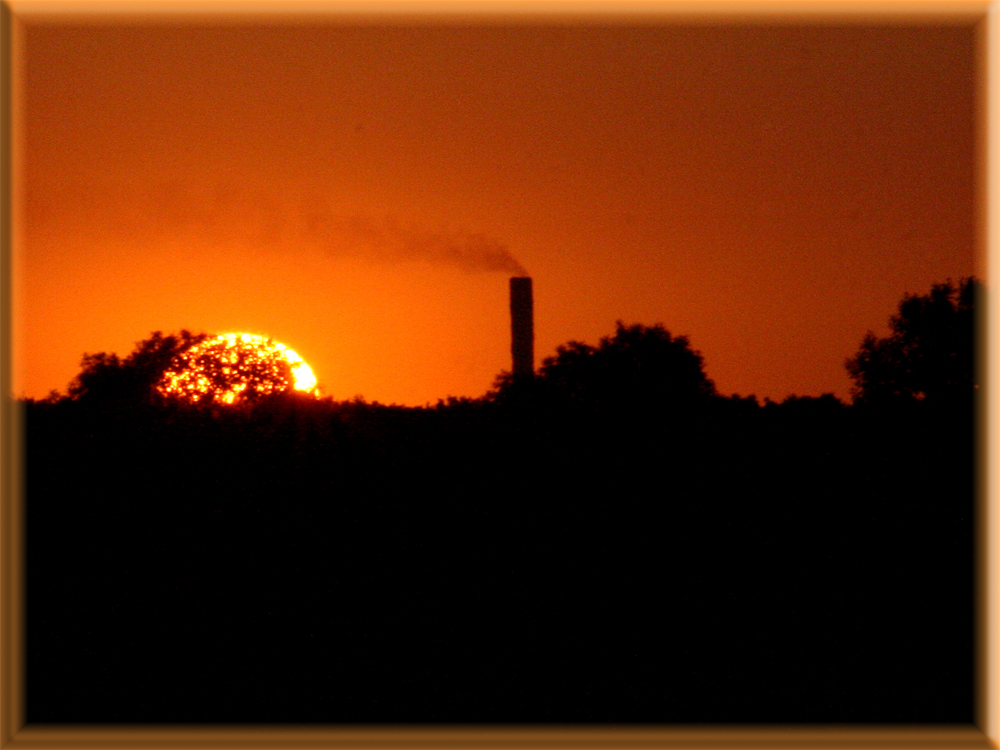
[510,277,534,377]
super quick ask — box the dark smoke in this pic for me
[35,180,528,276]
[317,215,528,276]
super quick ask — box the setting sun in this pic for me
[157,332,317,404]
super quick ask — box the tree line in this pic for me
[34,276,979,415]
[21,277,979,724]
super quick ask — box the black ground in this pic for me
[23,392,975,723]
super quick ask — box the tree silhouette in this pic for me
[63,331,317,407]
[846,277,979,406]
[158,333,303,404]
[67,330,208,406]
[493,321,716,415]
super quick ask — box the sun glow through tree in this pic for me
[157,333,318,404]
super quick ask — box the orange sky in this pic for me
[13,11,982,405]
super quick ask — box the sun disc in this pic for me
[157,332,318,404]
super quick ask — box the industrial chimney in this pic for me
[510,277,534,377]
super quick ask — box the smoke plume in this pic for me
[314,215,527,276]
[32,180,528,276]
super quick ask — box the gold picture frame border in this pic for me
[1,2,995,747]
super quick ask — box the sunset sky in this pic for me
[12,6,984,406]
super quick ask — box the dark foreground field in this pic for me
[23,393,974,723]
